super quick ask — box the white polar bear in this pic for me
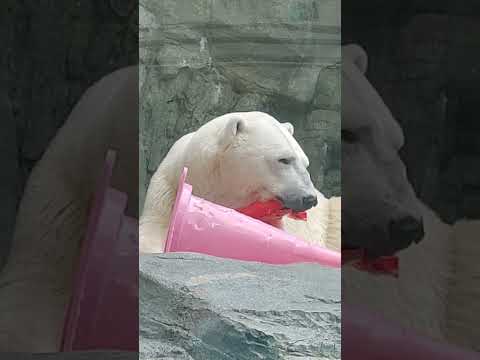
[342,44,480,352]
[140,111,341,254]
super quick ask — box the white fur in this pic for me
[140,112,341,253]
[343,44,480,351]
[343,203,452,340]
[283,195,341,251]
[446,219,480,351]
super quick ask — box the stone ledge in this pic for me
[140,253,341,360]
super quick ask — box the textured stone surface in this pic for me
[139,0,341,210]
[140,253,341,359]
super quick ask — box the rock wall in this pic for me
[139,0,341,211]
[140,253,341,359]
[343,0,480,223]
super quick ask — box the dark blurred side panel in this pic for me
[0,0,139,356]
[0,1,138,268]
[342,0,480,358]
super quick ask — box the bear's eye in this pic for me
[342,129,358,144]
[278,158,293,165]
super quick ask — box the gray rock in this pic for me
[312,66,340,111]
[140,253,340,360]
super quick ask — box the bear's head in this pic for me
[342,44,424,258]
[183,111,319,212]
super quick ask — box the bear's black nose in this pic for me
[389,215,424,251]
[302,195,318,209]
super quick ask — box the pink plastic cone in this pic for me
[61,150,138,352]
[343,305,479,359]
[165,168,340,268]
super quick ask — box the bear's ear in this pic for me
[282,122,294,135]
[219,115,245,149]
[343,44,368,74]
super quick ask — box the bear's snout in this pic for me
[278,193,318,212]
[366,215,425,258]
[388,215,424,250]
[303,194,318,209]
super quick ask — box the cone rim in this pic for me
[165,167,191,252]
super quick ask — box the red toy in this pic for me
[236,199,307,228]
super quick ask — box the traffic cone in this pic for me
[61,150,138,352]
[165,168,340,268]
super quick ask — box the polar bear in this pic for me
[140,111,341,254]
[0,66,138,352]
[341,43,451,341]
[342,44,480,352]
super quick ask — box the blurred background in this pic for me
[0,1,138,270]
[139,0,341,212]
[343,0,480,224]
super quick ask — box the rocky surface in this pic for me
[140,253,341,359]
[139,0,341,210]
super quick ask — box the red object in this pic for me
[165,168,340,268]
[353,256,399,278]
[342,248,399,278]
[239,201,399,277]
[61,150,138,352]
[236,199,307,227]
